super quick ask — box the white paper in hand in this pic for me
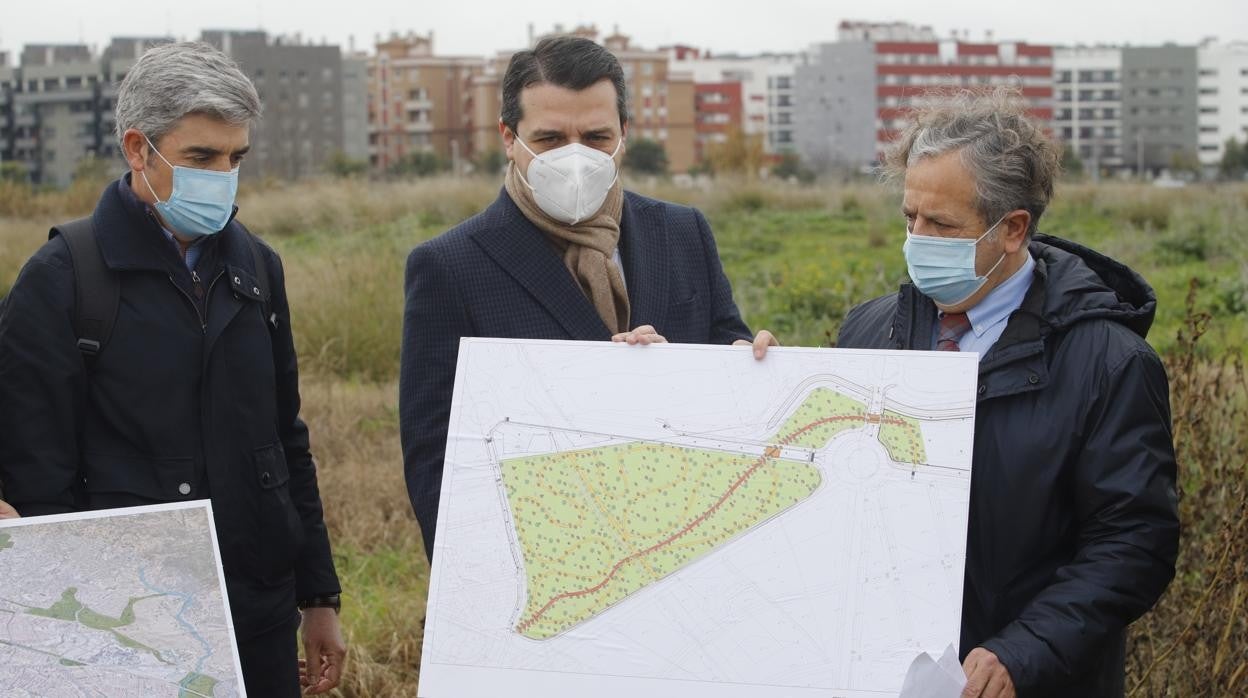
[899,644,967,698]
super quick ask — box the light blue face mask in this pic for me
[140,135,239,237]
[903,214,1008,307]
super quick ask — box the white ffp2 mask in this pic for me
[515,136,622,224]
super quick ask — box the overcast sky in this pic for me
[2,0,1245,59]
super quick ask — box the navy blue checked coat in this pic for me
[399,188,752,555]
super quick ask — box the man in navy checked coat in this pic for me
[400,37,771,557]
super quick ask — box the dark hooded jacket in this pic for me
[0,175,340,639]
[837,234,1179,696]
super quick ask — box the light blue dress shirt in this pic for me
[161,227,204,271]
[933,253,1036,358]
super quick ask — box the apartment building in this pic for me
[1196,40,1248,169]
[1053,47,1125,172]
[796,21,1054,171]
[1120,45,1200,174]
[3,44,109,186]
[669,48,806,158]
[204,30,351,180]
[367,32,483,173]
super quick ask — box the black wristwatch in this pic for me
[298,593,342,614]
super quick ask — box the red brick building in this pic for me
[796,22,1055,169]
[874,39,1054,154]
[694,82,744,162]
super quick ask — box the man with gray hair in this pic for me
[0,42,345,695]
[837,89,1178,696]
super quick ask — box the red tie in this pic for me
[937,312,971,352]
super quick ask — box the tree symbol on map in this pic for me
[498,386,928,640]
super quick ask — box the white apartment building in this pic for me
[1054,46,1125,172]
[1196,40,1248,168]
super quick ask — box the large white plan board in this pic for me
[419,339,978,698]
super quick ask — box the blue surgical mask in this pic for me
[903,215,1008,307]
[140,135,239,237]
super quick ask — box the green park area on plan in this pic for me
[501,442,822,639]
[500,387,930,640]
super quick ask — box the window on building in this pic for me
[1199,69,1217,77]
[43,78,59,91]
[322,67,334,83]
[1102,108,1117,119]
[1061,127,1073,140]
[1103,126,1117,138]
[1199,125,1218,133]
[1056,70,1072,83]
[1198,87,1217,95]
[1200,106,1219,114]
[641,62,653,76]
[1079,108,1094,120]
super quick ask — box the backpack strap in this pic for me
[242,231,275,328]
[52,217,120,360]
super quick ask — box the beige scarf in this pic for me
[504,162,630,334]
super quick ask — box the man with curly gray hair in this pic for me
[0,41,345,695]
[837,89,1179,697]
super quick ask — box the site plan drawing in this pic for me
[0,501,245,697]
[420,339,978,698]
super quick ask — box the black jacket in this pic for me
[400,189,752,555]
[0,176,339,639]
[837,234,1179,696]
